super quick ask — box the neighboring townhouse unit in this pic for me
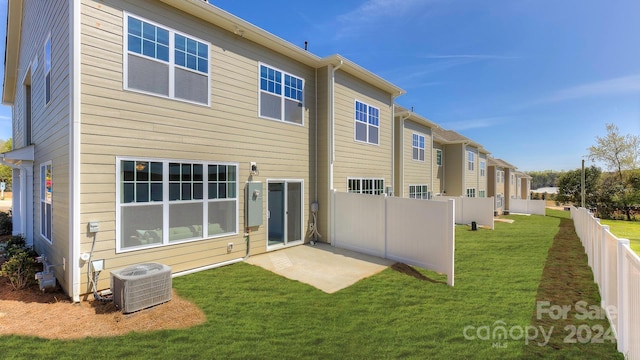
[514,171,532,200]
[393,105,439,199]
[487,157,517,214]
[2,0,404,301]
[432,128,489,198]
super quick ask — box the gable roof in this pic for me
[394,104,439,129]
[488,157,517,169]
[432,127,490,154]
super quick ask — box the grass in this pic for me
[600,218,640,255]
[0,211,622,359]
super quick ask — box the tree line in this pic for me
[555,124,639,221]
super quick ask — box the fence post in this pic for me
[600,225,610,309]
[616,239,630,355]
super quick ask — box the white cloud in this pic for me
[334,0,431,38]
[534,74,640,105]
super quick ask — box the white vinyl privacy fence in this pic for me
[509,199,546,216]
[571,207,640,359]
[333,192,455,286]
[432,196,494,229]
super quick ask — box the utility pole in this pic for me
[581,159,585,208]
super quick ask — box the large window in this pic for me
[480,161,486,176]
[354,100,380,145]
[347,178,384,195]
[467,151,475,171]
[466,188,476,198]
[412,134,425,161]
[44,36,51,105]
[118,159,238,251]
[409,185,429,199]
[40,162,52,242]
[125,14,210,105]
[259,64,304,124]
[436,149,442,166]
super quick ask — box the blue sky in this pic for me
[1,0,639,172]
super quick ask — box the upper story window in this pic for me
[480,161,486,176]
[412,134,425,161]
[354,100,379,145]
[125,14,210,105]
[44,36,51,105]
[436,149,442,166]
[259,64,304,125]
[467,151,475,171]
[347,178,384,195]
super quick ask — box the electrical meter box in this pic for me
[246,182,263,227]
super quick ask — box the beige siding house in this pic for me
[487,157,516,214]
[3,0,404,301]
[393,105,438,199]
[432,128,489,198]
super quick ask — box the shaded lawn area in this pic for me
[600,219,640,255]
[0,211,622,359]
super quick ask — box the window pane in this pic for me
[136,183,149,202]
[157,44,169,62]
[128,34,141,54]
[121,204,163,249]
[208,200,236,236]
[181,183,191,200]
[157,28,169,46]
[142,39,155,57]
[218,166,227,181]
[136,162,149,181]
[169,163,180,181]
[193,164,203,181]
[369,126,379,144]
[151,183,163,202]
[227,182,236,198]
[123,161,135,181]
[208,165,218,181]
[169,202,203,242]
[150,162,163,181]
[355,122,367,142]
[208,183,218,199]
[193,183,203,200]
[128,17,142,37]
[182,164,191,181]
[218,183,227,199]
[123,183,134,203]
[169,183,180,201]
[227,165,236,182]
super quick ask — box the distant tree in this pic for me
[0,138,12,190]
[556,166,601,207]
[526,170,564,189]
[588,123,640,220]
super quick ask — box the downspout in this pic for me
[314,67,318,201]
[328,60,343,246]
[430,127,434,198]
[70,0,82,303]
[397,112,410,198]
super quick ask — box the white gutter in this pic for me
[328,60,343,246]
[70,0,82,302]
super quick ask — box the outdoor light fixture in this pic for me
[250,162,259,176]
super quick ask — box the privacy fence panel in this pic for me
[432,196,494,229]
[333,192,455,286]
[571,207,640,359]
[509,199,546,215]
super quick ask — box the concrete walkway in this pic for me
[245,242,394,293]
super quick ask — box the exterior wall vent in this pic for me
[110,262,172,313]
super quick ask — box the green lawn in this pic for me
[0,212,622,359]
[600,218,640,255]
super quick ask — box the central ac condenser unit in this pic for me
[110,262,172,313]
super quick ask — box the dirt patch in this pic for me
[391,263,447,284]
[0,276,206,340]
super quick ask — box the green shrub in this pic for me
[0,211,11,235]
[4,235,30,259]
[1,248,36,290]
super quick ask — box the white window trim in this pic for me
[123,12,211,107]
[115,157,239,253]
[353,100,380,146]
[347,177,385,195]
[436,149,443,166]
[467,151,475,171]
[480,161,486,176]
[466,188,476,198]
[258,62,305,126]
[412,133,425,162]
[40,161,53,243]
[409,184,429,199]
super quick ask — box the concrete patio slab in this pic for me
[244,243,394,293]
